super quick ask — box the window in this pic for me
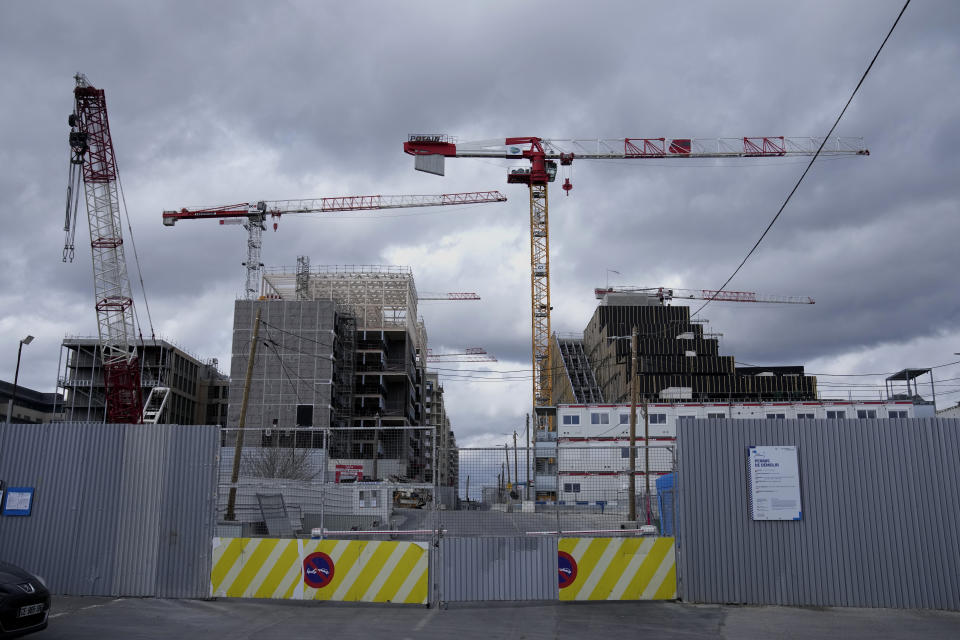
[621,447,632,458]
[677,415,696,423]
[857,409,877,419]
[535,458,557,474]
[707,413,725,419]
[562,414,580,425]
[650,413,667,424]
[296,404,313,427]
[766,413,786,420]
[590,413,609,425]
[359,490,379,508]
[889,410,908,419]
[797,413,815,420]
[827,410,846,419]
[620,414,629,424]
[563,483,581,493]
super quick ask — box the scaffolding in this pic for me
[263,265,420,345]
[332,306,357,428]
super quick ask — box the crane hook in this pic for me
[562,178,572,195]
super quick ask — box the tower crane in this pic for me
[64,74,168,424]
[426,348,497,363]
[162,191,506,299]
[418,292,481,301]
[404,134,869,426]
[594,286,815,305]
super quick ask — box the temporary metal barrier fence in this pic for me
[676,417,960,610]
[0,422,219,597]
[215,430,676,540]
[213,430,677,605]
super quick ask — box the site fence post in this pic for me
[319,427,328,541]
[671,443,680,598]
[555,441,562,537]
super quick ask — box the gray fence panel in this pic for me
[155,427,219,598]
[0,422,217,598]
[438,537,557,602]
[114,425,166,596]
[677,418,960,610]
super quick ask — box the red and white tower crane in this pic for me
[594,286,815,305]
[63,74,165,423]
[404,134,869,424]
[162,192,506,299]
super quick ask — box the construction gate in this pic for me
[212,428,678,605]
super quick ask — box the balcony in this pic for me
[354,383,386,397]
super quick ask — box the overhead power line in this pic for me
[694,0,912,318]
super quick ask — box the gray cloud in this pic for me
[2,0,958,441]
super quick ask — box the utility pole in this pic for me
[226,307,261,521]
[525,413,531,501]
[505,444,511,489]
[644,383,651,525]
[629,328,638,522]
[513,430,519,496]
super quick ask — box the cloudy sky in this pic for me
[1,0,957,444]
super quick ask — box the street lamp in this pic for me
[7,335,35,424]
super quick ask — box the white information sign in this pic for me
[747,446,802,521]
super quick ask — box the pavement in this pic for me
[41,596,960,639]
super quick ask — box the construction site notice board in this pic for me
[747,446,802,520]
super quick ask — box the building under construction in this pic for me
[552,291,817,407]
[57,336,228,424]
[228,263,455,483]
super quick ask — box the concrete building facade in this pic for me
[227,265,456,483]
[425,371,458,488]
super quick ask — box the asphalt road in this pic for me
[42,596,960,640]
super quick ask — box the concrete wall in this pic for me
[676,418,960,610]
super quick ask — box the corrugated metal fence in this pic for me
[437,537,557,602]
[676,418,960,610]
[0,422,218,598]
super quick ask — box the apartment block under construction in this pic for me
[57,336,229,424]
[552,291,817,407]
[228,263,455,483]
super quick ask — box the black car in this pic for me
[0,562,49,638]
